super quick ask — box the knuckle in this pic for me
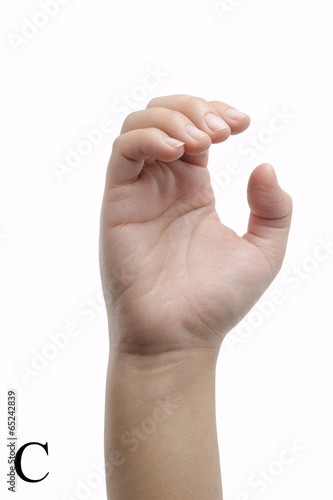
[112,134,123,151]
[121,110,140,132]
[146,97,159,108]
[157,107,181,123]
[208,100,221,108]
[184,94,207,109]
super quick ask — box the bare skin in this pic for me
[99,94,292,499]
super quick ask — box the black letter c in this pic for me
[15,442,49,483]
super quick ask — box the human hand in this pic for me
[99,94,292,355]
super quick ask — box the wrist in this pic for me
[104,340,222,499]
[109,342,220,378]
[107,345,219,413]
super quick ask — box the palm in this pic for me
[100,156,273,351]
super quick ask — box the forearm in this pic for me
[104,346,223,500]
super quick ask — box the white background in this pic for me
[1,0,332,499]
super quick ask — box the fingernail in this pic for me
[204,113,229,132]
[164,137,185,148]
[224,108,248,120]
[185,124,209,140]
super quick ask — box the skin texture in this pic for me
[99,94,293,499]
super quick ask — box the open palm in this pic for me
[99,95,292,354]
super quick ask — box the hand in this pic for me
[99,94,292,354]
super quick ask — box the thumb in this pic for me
[243,163,293,277]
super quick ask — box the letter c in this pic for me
[15,442,49,483]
